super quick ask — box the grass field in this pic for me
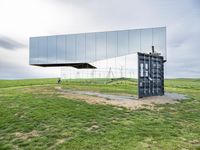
[0,78,200,149]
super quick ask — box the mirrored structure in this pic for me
[29,27,166,98]
[30,27,166,66]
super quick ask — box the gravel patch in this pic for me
[56,87,187,110]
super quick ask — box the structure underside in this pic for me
[31,63,96,69]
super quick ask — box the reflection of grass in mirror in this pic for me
[61,78,138,96]
[0,78,200,149]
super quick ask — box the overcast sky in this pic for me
[0,0,199,79]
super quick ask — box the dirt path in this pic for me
[56,87,187,110]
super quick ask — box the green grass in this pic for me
[0,78,200,149]
[0,78,56,88]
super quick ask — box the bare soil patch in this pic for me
[56,87,187,110]
[14,130,39,141]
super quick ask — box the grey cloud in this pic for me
[54,0,92,5]
[1,0,200,79]
[0,59,59,79]
[0,35,26,50]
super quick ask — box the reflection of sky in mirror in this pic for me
[30,27,166,64]
[86,33,95,62]
[57,35,65,63]
[66,35,76,62]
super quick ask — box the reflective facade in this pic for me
[29,27,166,65]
